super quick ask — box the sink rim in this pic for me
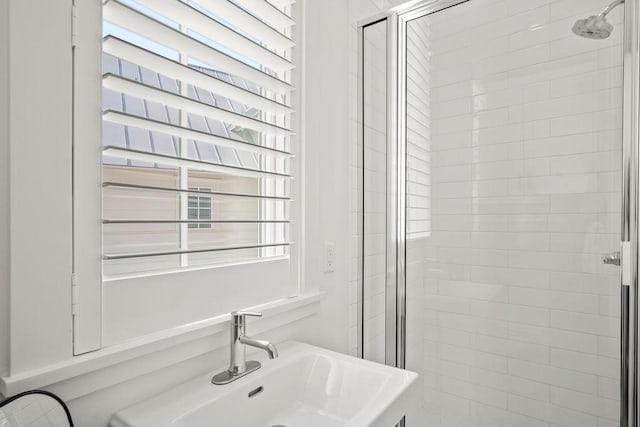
[110,340,419,427]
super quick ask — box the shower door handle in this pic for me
[601,251,621,266]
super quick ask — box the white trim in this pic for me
[0,292,322,399]
[9,0,74,372]
[0,0,10,380]
[293,0,306,292]
[72,0,103,356]
[103,254,289,282]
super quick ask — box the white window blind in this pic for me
[101,0,296,277]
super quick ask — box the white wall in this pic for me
[0,0,10,380]
[302,0,354,354]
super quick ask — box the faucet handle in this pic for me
[231,311,262,320]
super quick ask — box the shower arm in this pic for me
[598,0,624,19]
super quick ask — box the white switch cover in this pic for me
[324,241,336,273]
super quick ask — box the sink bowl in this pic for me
[110,341,418,427]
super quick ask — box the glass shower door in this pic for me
[361,18,389,365]
[402,1,624,426]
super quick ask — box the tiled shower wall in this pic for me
[405,16,431,425]
[410,0,624,426]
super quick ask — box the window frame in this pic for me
[72,0,303,355]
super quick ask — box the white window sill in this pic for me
[0,292,323,399]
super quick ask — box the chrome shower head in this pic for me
[572,0,623,40]
[572,16,614,39]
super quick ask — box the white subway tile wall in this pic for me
[407,19,433,240]
[405,17,432,424]
[406,0,623,426]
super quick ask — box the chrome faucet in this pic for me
[211,311,278,385]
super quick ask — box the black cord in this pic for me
[0,389,74,427]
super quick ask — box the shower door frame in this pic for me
[358,0,640,426]
[357,13,401,366]
[392,0,472,372]
[622,2,640,426]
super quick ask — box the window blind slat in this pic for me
[103,110,291,158]
[103,242,292,260]
[132,0,294,72]
[103,74,293,137]
[233,0,295,29]
[104,37,292,115]
[103,182,292,200]
[103,0,293,94]
[266,0,296,9]
[103,146,292,180]
[103,219,291,224]
[195,0,294,50]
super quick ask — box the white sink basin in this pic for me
[110,341,418,427]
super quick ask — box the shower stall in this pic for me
[358,0,639,425]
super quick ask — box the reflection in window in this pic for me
[188,187,212,229]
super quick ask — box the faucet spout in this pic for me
[212,311,278,385]
[239,336,279,359]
